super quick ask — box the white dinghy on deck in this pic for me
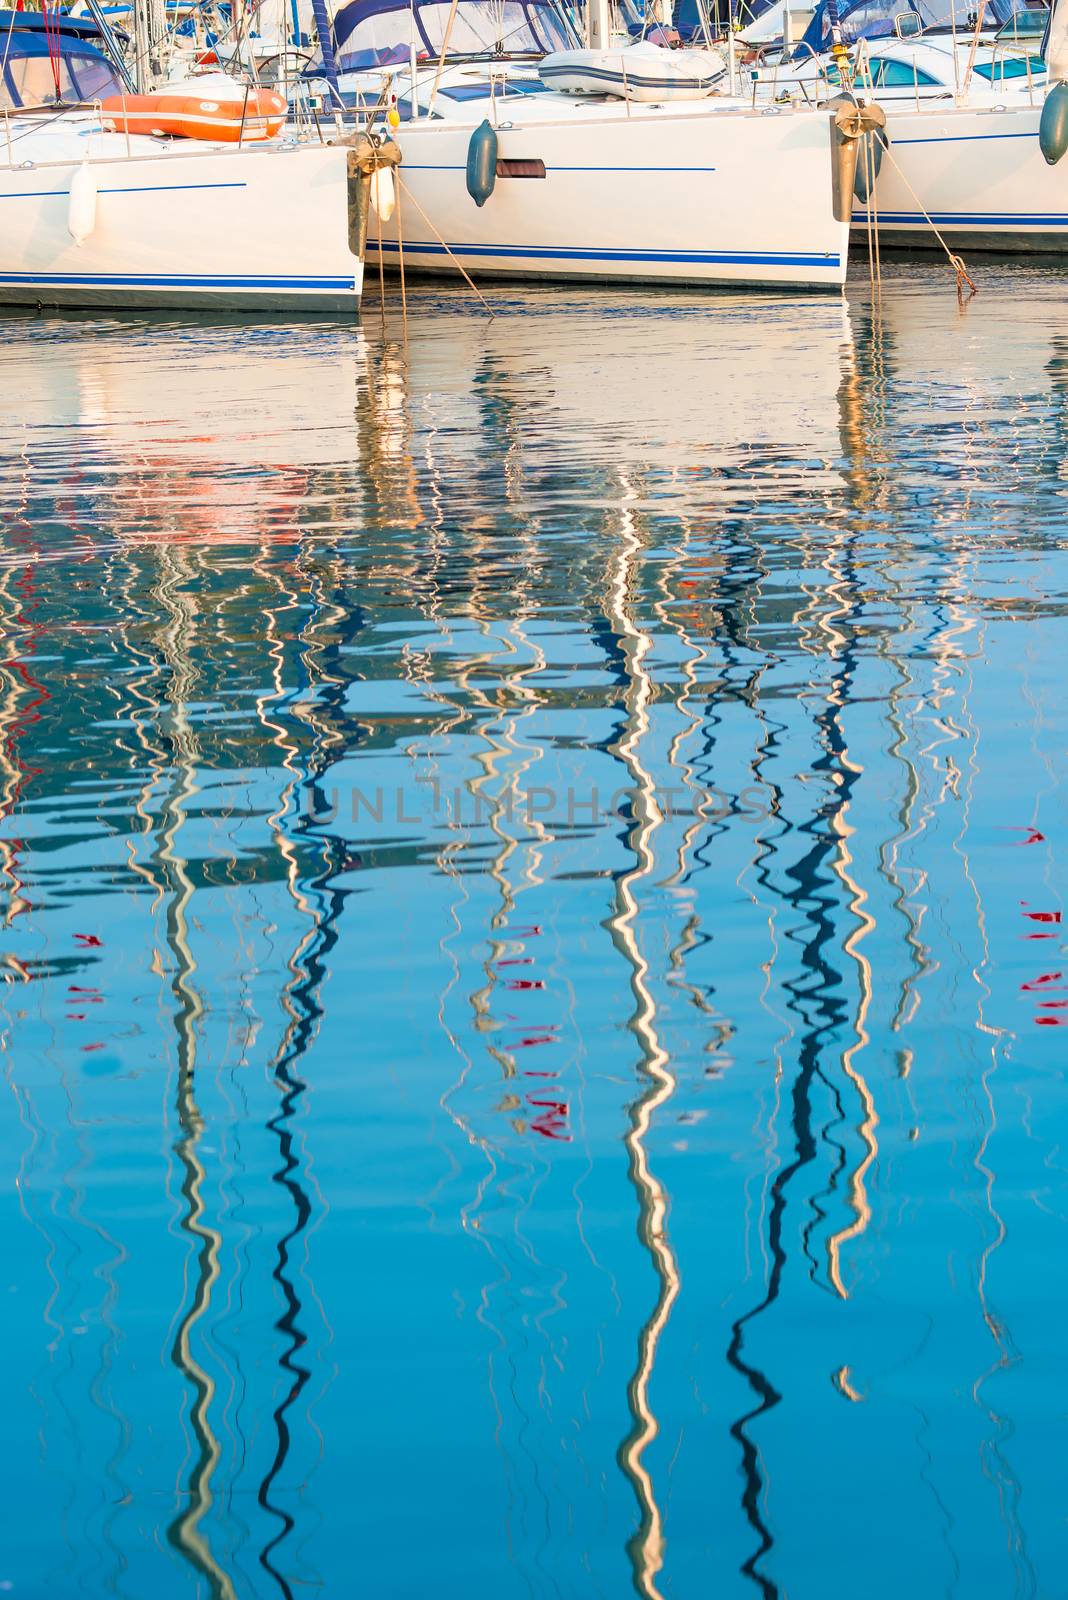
[538,38,727,100]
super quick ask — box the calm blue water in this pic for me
[1,265,1067,1600]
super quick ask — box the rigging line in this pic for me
[41,0,64,99]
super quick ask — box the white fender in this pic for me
[369,166,395,223]
[67,161,97,245]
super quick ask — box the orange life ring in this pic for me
[100,87,287,143]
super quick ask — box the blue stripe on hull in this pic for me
[0,271,356,289]
[0,183,250,200]
[400,164,718,173]
[853,210,1068,226]
[889,131,1037,145]
[374,240,840,267]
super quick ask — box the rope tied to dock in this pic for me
[829,95,977,306]
[875,137,978,305]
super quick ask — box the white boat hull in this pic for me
[375,104,848,289]
[0,138,363,310]
[855,102,1068,252]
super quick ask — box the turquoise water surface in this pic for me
[1,267,1067,1598]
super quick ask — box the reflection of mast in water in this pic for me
[933,569,1033,1591]
[821,545,878,1302]
[0,534,136,1593]
[0,523,49,931]
[0,565,29,935]
[723,324,880,1595]
[846,311,1031,1577]
[148,545,236,1600]
[412,388,568,1571]
[253,543,352,1599]
[653,521,720,1033]
[644,508,812,1598]
[819,298,907,1302]
[602,486,679,1600]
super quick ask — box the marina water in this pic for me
[1,265,1066,1598]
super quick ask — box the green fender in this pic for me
[1039,80,1068,166]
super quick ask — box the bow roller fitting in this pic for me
[828,96,887,223]
[343,132,402,256]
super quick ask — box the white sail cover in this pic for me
[256,0,318,45]
[1043,0,1068,80]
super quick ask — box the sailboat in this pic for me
[756,0,1068,255]
[851,0,1067,251]
[308,0,853,289]
[0,6,369,310]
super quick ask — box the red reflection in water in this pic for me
[1005,827,1047,845]
[1,548,52,921]
[527,1096,570,1141]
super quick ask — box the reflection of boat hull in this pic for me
[388,288,851,471]
[855,103,1068,252]
[377,104,848,288]
[0,139,363,310]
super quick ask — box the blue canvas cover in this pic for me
[321,0,575,73]
[674,0,781,41]
[0,20,121,106]
[797,0,1046,53]
[0,8,114,41]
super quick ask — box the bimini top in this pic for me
[325,0,578,73]
[0,8,117,41]
[673,0,781,43]
[0,24,122,110]
[796,0,1047,54]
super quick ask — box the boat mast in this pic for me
[309,0,345,121]
[82,0,138,91]
[588,0,612,48]
[131,0,167,90]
